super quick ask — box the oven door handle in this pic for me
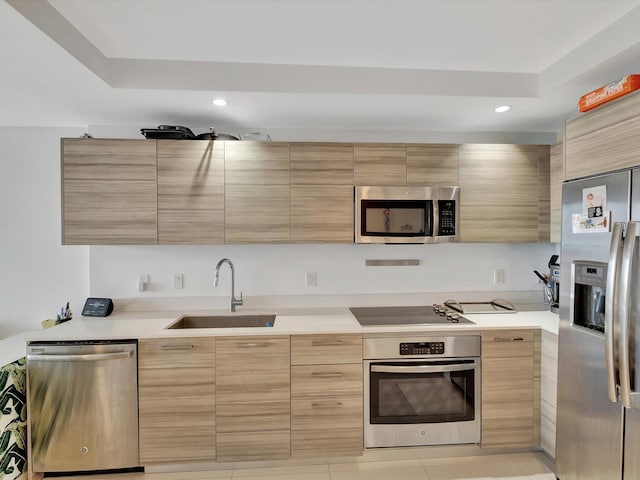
[371,363,474,374]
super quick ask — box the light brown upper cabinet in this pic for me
[157,140,224,244]
[549,142,563,243]
[406,144,459,186]
[224,142,290,243]
[354,143,407,185]
[459,144,550,242]
[565,90,640,180]
[61,138,157,245]
[290,143,354,243]
[538,146,551,243]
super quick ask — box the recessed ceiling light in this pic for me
[494,105,511,113]
[212,98,228,107]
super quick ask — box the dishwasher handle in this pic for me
[27,351,133,362]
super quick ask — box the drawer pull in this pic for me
[311,372,344,378]
[238,342,270,348]
[311,340,344,346]
[494,337,525,342]
[160,344,194,350]
[311,401,343,408]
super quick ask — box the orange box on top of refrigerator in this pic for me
[578,74,640,112]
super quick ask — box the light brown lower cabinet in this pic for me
[215,336,291,462]
[540,330,558,458]
[290,334,363,457]
[138,337,216,464]
[481,329,541,448]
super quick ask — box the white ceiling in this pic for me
[2,0,640,140]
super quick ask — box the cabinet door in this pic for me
[291,185,354,243]
[550,142,563,243]
[406,144,459,186]
[540,330,558,458]
[290,143,354,185]
[289,143,354,243]
[481,329,540,448]
[215,336,290,462]
[138,337,216,464]
[459,144,545,242]
[354,143,406,185]
[538,146,551,242]
[157,140,224,244]
[290,334,363,365]
[62,139,157,244]
[565,90,640,180]
[224,142,290,243]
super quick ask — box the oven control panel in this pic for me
[400,342,445,355]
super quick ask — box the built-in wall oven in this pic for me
[363,335,481,448]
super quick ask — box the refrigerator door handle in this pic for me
[605,221,625,402]
[619,220,639,409]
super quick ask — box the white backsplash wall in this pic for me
[0,127,90,338]
[90,243,556,300]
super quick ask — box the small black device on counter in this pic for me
[82,297,114,317]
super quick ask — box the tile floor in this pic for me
[55,452,555,480]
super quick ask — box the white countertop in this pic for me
[1,298,559,366]
[22,308,559,340]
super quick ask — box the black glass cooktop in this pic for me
[349,305,474,326]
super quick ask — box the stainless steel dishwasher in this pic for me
[27,340,139,473]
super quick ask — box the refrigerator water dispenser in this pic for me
[573,260,607,333]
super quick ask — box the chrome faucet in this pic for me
[214,258,243,312]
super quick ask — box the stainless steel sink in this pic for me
[166,314,276,329]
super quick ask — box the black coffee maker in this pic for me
[534,254,560,313]
[548,255,560,313]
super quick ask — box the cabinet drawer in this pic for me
[292,394,362,419]
[139,337,215,368]
[291,364,362,397]
[291,334,362,365]
[291,395,363,457]
[482,330,535,358]
[217,431,290,462]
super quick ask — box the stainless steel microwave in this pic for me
[355,186,460,244]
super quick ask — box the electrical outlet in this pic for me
[173,273,184,289]
[305,272,317,287]
[493,269,505,285]
[138,274,149,292]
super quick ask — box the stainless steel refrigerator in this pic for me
[557,168,640,480]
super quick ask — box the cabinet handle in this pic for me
[311,401,343,408]
[311,340,344,346]
[160,344,194,350]
[311,372,344,378]
[238,342,270,348]
[493,337,525,342]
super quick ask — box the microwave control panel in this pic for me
[438,200,456,236]
[400,342,445,355]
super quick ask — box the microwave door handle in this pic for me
[606,222,625,403]
[371,364,474,374]
[619,221,639,409]
[432,201,439,237]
